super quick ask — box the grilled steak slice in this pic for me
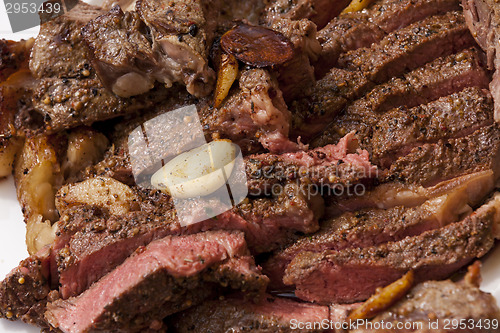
[284,203,495,304]
[315,0,461,76]
[372,87,494,167]
[45,231,268,332]
[388,125,500,187]
[30,1,104,79]
[339,11,475,84]
[201,68,296,153]
[268,18,321,102]
[53,181,320,298]
[136,0,216,97]
[82,6,159,98]
[312,49,491,149]
[246,132,377,195]
[264,184,484,290]
[349,49,489,117]
[32,77,168,132]
[352,279,500,333]
[291,68,373,140]
[0,38,34,81]
[463,0,500,122]
[169,294,330,333]
[0,249,52,328]
[261,0,351,29]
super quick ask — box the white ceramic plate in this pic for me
[0,1,499,331]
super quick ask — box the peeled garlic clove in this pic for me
[151,140,237,199]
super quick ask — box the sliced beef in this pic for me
[82,6,159,98]
[291,68,373,140]
[0,38,34,81]
[348,48,490,117]
[352,279,500,332]
[315,0,461,77]
[0,249,52,328]
[388,124,500,187]
[246,132,377,196]
[32,77,170,132]
[29,1,104,79]
[53,182,320,298]
[264,186,481,290]
[338,11,475,84]
[169,294,330,333]
[136,0,217,97]
[462,0,500,121]
[268,18,321,102]
[200,68,296,153]
[45,231,268,333]
[261,0,351,29]
[372,87,494,167]
[284,203,496,304]
[312,49,491,149]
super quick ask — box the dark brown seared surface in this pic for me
[339,11,475,84]
[372,87,494,167]
[29,2,103,79]
[0,39,33,82]
[284,205,495,304]
[0,250,52,328]
[291,68,373,140]
[315,0,461,76]
[169,294,330,333]
[82,6,157,96]
[263,195,469,290]
[312,49,491,149]
[261,0,351,29]
[46,231,268,332]
[136,0,216,97]
[32,77,168,132]
[352,279,500,333]
[388,124,500,186]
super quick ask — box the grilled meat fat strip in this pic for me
[315,0,461,76]
[284,202,496,304]
[45,231,268,332]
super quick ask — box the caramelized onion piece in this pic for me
[342,0,373,13]
[214,53,239,107]
[221,23,294,67]
[348,270,415,321]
